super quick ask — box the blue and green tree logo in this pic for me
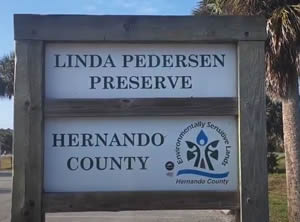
[177,130,229,178]
[186,130,219,171]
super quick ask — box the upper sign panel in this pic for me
[45,43,236,98]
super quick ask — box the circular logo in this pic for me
[174,121,232,179]
[165,161,175,171]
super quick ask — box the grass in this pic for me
[269,152,288,222]
[269,173,288,222]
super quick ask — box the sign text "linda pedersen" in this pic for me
[54,53,226,90]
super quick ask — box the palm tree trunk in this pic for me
[282,72,300,222]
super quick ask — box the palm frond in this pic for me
[223,0,300,17]
[265,5,300,100]
[223,0,272,16]
[193,0,227,15]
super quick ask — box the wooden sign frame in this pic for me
[12,15,268,222]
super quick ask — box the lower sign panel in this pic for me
[44,116,238,192]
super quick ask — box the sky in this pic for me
[0,0,199,129]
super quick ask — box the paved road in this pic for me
[0,171,11,222]
[0,171,234,222]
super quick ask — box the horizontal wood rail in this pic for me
[43,191,239,212]
[45,97,238,117]
[14,15,266,42]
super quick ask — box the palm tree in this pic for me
[0,52,15,98]
[194,1,300,221]
[193,0,227,15]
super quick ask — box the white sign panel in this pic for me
[44,116,238,192]
[45,43,237,99]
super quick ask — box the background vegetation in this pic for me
[0,128,12,155]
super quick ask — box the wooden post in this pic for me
[238,41,269,222]
[11,40,45,222]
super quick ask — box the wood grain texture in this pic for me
[14,15,266,42]
[11,40,45,222]
[238,41,269,222]
[43,191,239,212]
[45,98,238,117]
